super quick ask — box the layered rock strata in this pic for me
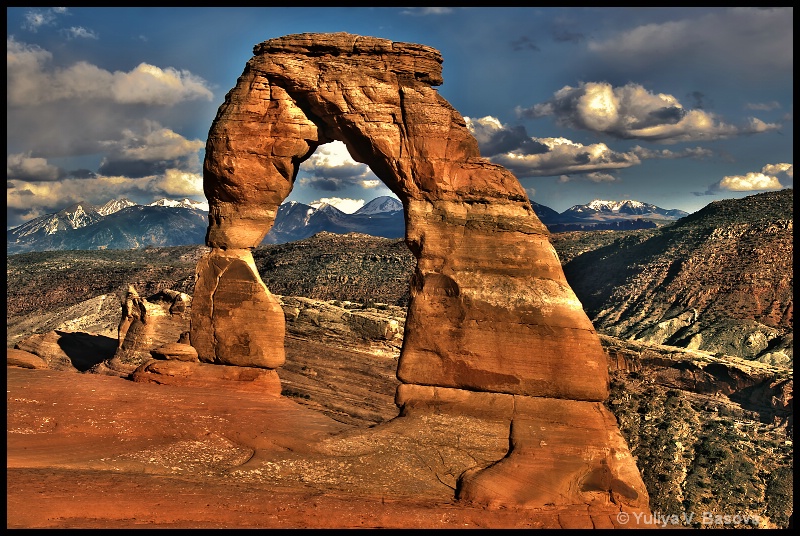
[191,32,647,510]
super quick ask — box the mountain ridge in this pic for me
[8,193,696,253]
[562,188,793,367]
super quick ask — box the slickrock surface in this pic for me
[7,365,652,529]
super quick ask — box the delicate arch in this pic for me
[191,32,609,400]
[188,32,650,512]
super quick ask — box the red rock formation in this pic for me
[109,287,194,374]
[192,32,647,511]
[194,33,607,399]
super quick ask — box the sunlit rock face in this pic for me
[191,249,285,368]
[194,32,607,400]
[192,32,648,511]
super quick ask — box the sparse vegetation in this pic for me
[608,367,793,528]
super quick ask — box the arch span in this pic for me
[192,32,607,400]
[189,33,650,510]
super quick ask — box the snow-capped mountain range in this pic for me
[560,199,688,222]
[262,196,404,244]
[7,195,688,254]
[7,198,210,254]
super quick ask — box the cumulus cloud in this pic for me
[6,37,211,219]
[111,63,215,105]
[517,81,780,143]
[7,37,214,106]
[465,115,639,178]
[297,141,377,192]
[91,121,203,178]
[7,153,63,182]
[101,122,205,163]
[310,197,365,214]
[464,116,539,157]
[696,163,792,195]
[717,174,782,191]
[492,137,639,178]
[152,169,204,198]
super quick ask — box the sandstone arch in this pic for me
[191,32,650,511]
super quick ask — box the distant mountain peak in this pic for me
[7,196,209,254]
[354,196,403,215]
[97,198,138,216]
[585,199,646,211]
[311,202,347,215]
[561,199,687,223]
[148,198,209,211]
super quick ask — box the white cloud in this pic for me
[307,141,364,169]
[517,81,779,143]
[22,8,65,32]
[6,37,211,202]
[718,173,783,192]
[762,163,793,178]
[465,116,640,178]
[706,163,792,193]
[746,117,781,133]
[464,116,505,146]
[297,141,377,193]
[7,38,214,106]
[152,169,204,197]
[104,123,205,162]
[63,26,99,40]
[111,63,214,105]
[492,137,639,177]
[361,179,382,189]
[310,197,365,214]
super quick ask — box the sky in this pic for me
[6,7,793,229]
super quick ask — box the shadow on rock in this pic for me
[55,330,118,371]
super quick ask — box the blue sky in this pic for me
[6,7,793,228]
